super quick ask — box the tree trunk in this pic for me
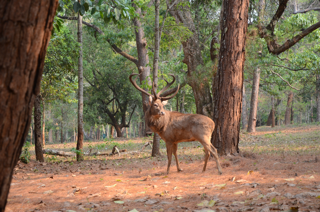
[310,100,313,123]
[42,99,45,147]
[115,125,122,137]
[180,90,185,113]
[247,68,260,132]
[212,0,249,155]
[316,75,320,122]
[271,96,275,127]
[34,95,44,162]
[133,123,135,137]
[106,125,109,138]
[132,4,152,136]
[151,0,162,157]
[55,129,58,143]
[77,8,84,161]
[0,5,57,209]
[49,129,53,143]
[169,1,213,116]
[285,92,293,125]
[110,126,114,138]
[241,84,248,129]
[89,126,93,139]
[30,124,33,145]
[60,122,63,143]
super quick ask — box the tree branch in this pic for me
[270,70,300,90]
[270,64,309,71]
[266,0,289,33]
[57,15,139,65]
[294,7,320,13]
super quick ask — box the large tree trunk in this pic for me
[132,4,152,136]
[212,0,249,155]
[77,8,84,161]
[285,92,293,125]
[247,68,260,132]
[317,75,320,122]
[115,125,123,137]
[34,95,44,162]
[241,84,248,129]
[0,1,58,210]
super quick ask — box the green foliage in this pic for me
[20,142,32,164]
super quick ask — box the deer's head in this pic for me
[129,67,179,117]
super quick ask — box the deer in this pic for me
[129,70,223,175]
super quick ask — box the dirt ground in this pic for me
[5,125,320,212]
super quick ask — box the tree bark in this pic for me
[77,8,84,161]
[115,125,123,137]
[49,129,53,143]
[247,68,261,132]
[310,100,313,123]
[151,0,162,157]
[271,96,275,127]
[317,75,320,122]
[212,0,249,155]
[30,123,33,145]
[285,92,293,125]
[42,99,45,147]
[241,85,248,129]
[110,126,114,138]
[0,1,58,210]
[34,95,44,162]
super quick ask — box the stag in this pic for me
[129,71,222,175]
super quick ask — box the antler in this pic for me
[160,84,180,101]
[129,73,152,97]
[157,74,176,96]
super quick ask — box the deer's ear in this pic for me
[149,96,153,104]
[162,100,168,106]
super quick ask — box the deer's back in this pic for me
[159,112,215,143]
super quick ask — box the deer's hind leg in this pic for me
[200,138,223,175]
[172,143,183,172]
[203,149,210,172]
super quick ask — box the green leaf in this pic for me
[80,5,85,15]
[100,11,103,18]
[80,0,85,5]
[83,2,89,11]
[98,0,103,6]
[91,7,96,15]
[73,2,81,13]
[114,8,120,20]
[104,16,111,24]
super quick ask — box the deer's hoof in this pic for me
[178,168,183,172]
[218,171,222,175]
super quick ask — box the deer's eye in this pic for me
[154,104,158,107]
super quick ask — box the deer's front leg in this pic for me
[173,143,183,172]
[166,143,173,174]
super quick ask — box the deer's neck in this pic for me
[147,111,169,133]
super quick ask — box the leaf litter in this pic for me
[6,125,320,211]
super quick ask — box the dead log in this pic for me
[43,149,75,157]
